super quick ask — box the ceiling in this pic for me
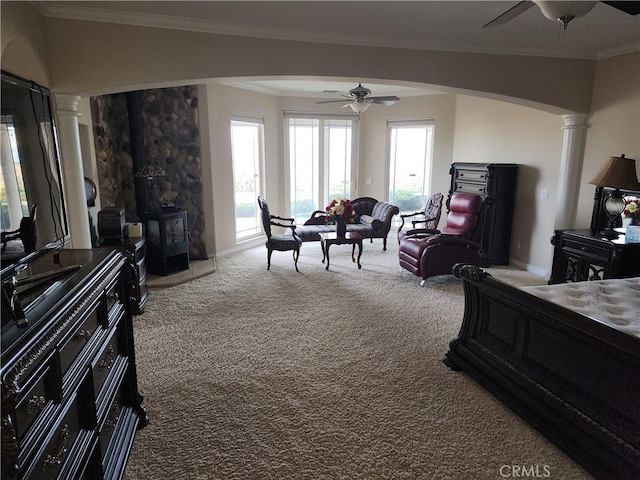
[35,1,640,98]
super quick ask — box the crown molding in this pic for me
[596,41,640,60]
[36,3,638,61]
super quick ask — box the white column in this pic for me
[0,124,25,228]
[554,114,590,230]
[55,94,92,249]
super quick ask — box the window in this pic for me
[231,116,264,241]
[285,113,358,223]
[387,120,435,218]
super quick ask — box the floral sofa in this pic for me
[295,197,399,251]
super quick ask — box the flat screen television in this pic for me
[1,70,69,278]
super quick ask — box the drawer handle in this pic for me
[43,424,69,468]
[74,329,92,342]
[98,345,115,371]
[24,395,46,414]
[581,246,589,252]
[105,404,121,429]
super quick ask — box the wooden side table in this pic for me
[549,228,640,284]
[319,232,363,270]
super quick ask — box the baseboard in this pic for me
[216,237,265,258]
[510,258,548,279]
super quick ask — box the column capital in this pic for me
[562,113,590,129]
[54,94,82,115]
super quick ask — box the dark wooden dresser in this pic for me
[549,229,640,284]
[448,162,518,265]
[1,248,148,479]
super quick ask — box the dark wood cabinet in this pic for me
[144,210,189,276]
[448,162,518,266]
[1,248,148,479]
[549,229,640,284]
[124,236,148,314]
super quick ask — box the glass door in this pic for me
[387,120,435,219]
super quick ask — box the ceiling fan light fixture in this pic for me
[348,102,370,113]
[533,1,597,28]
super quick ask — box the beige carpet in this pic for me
[125,241,590,479]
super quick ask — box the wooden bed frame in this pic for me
[444,264,640,479]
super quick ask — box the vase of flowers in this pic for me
[326,198,356,237]
[622,198,640,227]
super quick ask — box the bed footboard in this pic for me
[445,264,640,480]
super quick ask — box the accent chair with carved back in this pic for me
[257,197,302,272]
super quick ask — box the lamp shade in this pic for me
[589,155,640,191]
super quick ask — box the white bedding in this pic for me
[522,278,640,338]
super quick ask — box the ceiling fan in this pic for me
[316,83,400,113]
[484,1,640,30]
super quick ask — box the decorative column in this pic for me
[54,94,92,249]
[554,114,590,230]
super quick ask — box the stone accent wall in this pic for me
[91,94,136,217]
[90,86,207,259]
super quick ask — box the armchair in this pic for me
[397,192,444,243]
[399,194,484,285]
[257,197,302,272]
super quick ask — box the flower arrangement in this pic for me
[622,198,639,222]
[325,198,356,224]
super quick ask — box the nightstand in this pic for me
[549,229,640,284]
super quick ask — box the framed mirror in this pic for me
[1,71,69,273]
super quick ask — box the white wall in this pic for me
[451,96,564,275]
[577,51,640,228]
[202,83,282,254]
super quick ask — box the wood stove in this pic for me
[144,209,189,276]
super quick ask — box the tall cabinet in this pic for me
[448,163,518,266]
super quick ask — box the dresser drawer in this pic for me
[105,279,123,316]
[99,388,124,462]
[455,182,486,195]
[456,169,487,182]
[58,307,102,379]
[14,359,56,447]
[562,238,611,260]
[92,319,125,403]
[27,393,83,480]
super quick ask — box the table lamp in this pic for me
[589,154,640,238]
[135,163,167,212]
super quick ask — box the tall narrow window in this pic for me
[285,113,358,223]
[387,120,435,219]
[231,117,264,241]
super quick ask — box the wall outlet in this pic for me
[540,189,549,199]
[365,178,373,185]
[515,240,521,250]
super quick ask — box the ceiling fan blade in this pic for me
[316,99,352,104]
[601,1,640,15]
[368,96,400,106]
[483,1,535,28]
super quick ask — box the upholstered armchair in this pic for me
[398,194,484,285]
[257,197,302,272]
[397,192,444,244]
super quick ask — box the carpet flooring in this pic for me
[124,240,591,479]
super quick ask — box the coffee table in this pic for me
[319,232,363,270]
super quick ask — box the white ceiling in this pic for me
[36,1,640,98]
